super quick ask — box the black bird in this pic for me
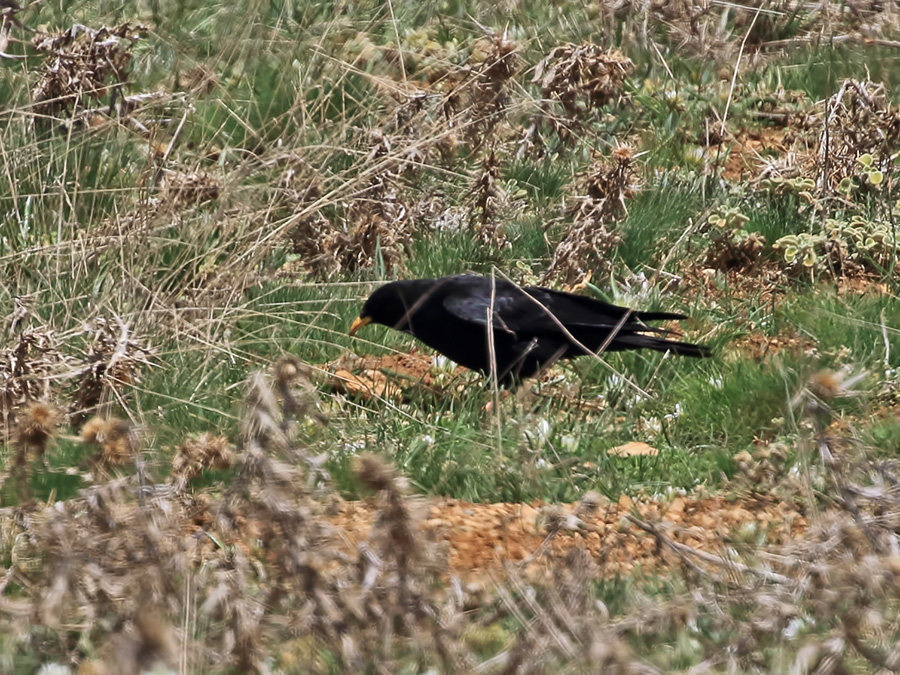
[349,275,710,387]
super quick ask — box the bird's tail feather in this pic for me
[634,309,687,322]
[621,334,711,358]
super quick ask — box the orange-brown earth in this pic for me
[330,493,807,580]
[327,351,465,401]
[720,127,794,182]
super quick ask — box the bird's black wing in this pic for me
[442,290,522,336]
[443,282,679,336]
[440,278,709,362]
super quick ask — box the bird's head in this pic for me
[349,279,440,336]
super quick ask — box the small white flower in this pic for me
[432,354,456,372]
[560,434,578,452]
[625,394,644,409]
[783,617,806,640]
[535,458,549,469]
[635,272,649,293]
[37,666,72,675]
[709,377,723,389]
[525,419,553,447]
[664,402,683,420]
[334,439,366,458]
[643,417,661,435]
[420,434,435,446]
[536,419,552,443]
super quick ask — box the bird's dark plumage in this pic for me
[350,275,710,386]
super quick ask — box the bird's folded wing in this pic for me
[443,293,520,335]
[443,288,671,337]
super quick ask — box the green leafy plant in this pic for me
[760,176,816,203]
[708,207,750,230]
[774,215,898,272]
[826,215,898,265]
[856,153,884,186]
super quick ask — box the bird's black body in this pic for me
[352,275,709,386]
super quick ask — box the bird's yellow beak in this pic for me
[349,315,372,337]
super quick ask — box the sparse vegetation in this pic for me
[1,0,899,671]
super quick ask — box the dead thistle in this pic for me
[468,150,507,248]
[522,44,633,151]
[543,148,638,284]
[71,318,153,428]
[355,452,398,493]
[81,416,136,467]
[354,452,415,557]
[535,44,633,118]
[3,401,61,502]
[31,22,146,121]
[0,329,61,435]
[171,432,234,484]
[273,355,327,431]
[444,32,518,151]
[290,136,411,278]
[159,168,220,208]
[795,367,868,421]
[13,401,61,457]
[816,79,900,196]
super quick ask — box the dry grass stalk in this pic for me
[159,169,220,208]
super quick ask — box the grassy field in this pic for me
[1,0,900,671]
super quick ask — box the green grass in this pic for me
[614,173,705,270]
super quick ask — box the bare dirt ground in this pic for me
[330,492,807,580]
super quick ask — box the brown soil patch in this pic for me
[836,275,892,296]
[734,332,818,360]
[323,351,605,411]
[326,351,466,401]
[720,127,791,182]
[681,264,787,306]
[330,494,806,580]
[683,257,890,306]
